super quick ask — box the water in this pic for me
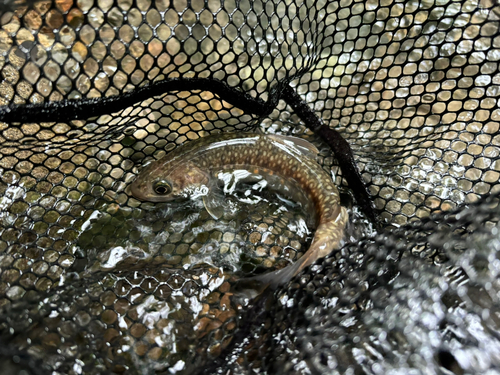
[0,171,324,374]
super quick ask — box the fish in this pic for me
[130,132,348,288]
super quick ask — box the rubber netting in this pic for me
[0,0,499,374]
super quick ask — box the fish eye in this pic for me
[153,180,172,195]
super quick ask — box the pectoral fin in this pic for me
[202,189,225,220]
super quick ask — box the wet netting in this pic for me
[0,0,499,374]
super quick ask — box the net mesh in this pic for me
[0,0,499,373]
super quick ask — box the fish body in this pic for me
[130,132,348,287]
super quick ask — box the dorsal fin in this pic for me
[267,134,320,159]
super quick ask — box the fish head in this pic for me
[130,160,210,202]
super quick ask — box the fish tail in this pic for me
[234,207,348,294]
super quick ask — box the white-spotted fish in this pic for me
[130,133,348,288]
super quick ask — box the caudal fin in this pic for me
[231,260,304,299]
[232,206,348,295]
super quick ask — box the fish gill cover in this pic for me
[0,0,499,374]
